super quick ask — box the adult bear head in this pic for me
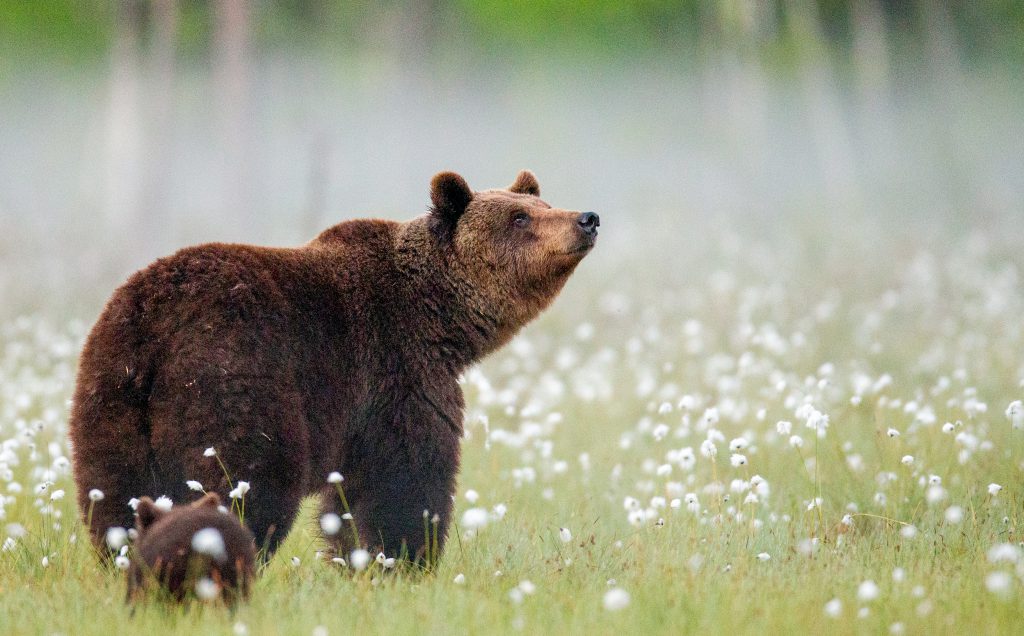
[426,170,599,340]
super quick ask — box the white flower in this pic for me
[88,489,104,502]
[603,587,630,611]
[153,496,173,511]
[291,556,301,567]
[900,525,918,539]
[988,483,1003,496]
[559,527,572,543]
[1006,400,1023,429]
[49,489,65,501]
[985,571,1013,597]
[461,507,489,530]
[789,435,804,448]
[375,552,386,565]
[191,527,227,562]
[105,527,128,551]
[887,428,900,438]
[518,580,536,595]
[729,437,748,451]
[327,472,343,484]
[730,453,747,467]
[127,498,140,511]
[349,549,371,571]
[383,557,396,569]
[824,598,842,618]
[320,513,342,536]
[776,421,792,435]
[195,577,220,601]
[203,447,217,457]
[942,422,956,434]
[756,552,770,561]
[41,556,49,568]
[229,481,250,499]
[186,480,204,492]
[944,506,964,524]
[900,455,914,466]
[699,439,717,458]
[114,555,130,570]
[857,580,880,602]
[465,489,479,503]
[453,573,466,585]
[987,543,1021,564]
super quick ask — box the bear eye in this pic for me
[513,212,530,228]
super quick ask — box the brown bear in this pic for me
[69,170,598,564]
[128,492,256,603]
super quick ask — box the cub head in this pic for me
[428,170,599,325]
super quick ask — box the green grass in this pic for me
[1,218,1023,635]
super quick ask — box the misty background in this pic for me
[1,1,1022,319]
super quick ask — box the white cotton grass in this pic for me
[320,513,342,536]
[186,480,204,492]
[559,527,572,543]
[327,472,343,484]
[461,507,489,530]
[153,496,173,512]
[985,571,1013,597]
[194,577,220,601]
[857,580,880,602]
[203,447,217,457]
[191,527,227,562]
[229,481,250,499]
[87,489,104,502]
[603,587,630,611]
[105,527,128,551]
[349,549,371,571]
[824,598,842,618]
[453,573,466,585]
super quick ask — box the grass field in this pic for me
[1,209,1022,635]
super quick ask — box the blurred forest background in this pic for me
[1,0,1022,317]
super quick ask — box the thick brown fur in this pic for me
[70,170,598,564]
[127,492,256,603]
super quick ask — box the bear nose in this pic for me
[577,212,600,235]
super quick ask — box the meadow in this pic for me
[2,9,1024,631]
[1,203,1023,634]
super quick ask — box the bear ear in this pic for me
[429,171,473,238]
[135,497,165,531]
[508,170,540,197]
[194,492,221,509]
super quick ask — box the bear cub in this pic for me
[127,493,257,604]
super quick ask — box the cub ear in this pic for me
[429,171,473,237]
[194,492,221,509]
[508,170,540,197]
[135,497,165,531]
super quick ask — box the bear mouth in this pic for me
[564,239,595,255]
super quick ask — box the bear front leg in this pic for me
[321,392,462,568]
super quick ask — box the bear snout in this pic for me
[577,212,600,236]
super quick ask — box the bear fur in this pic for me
[70,170,598,564]
[128,492,256,603]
